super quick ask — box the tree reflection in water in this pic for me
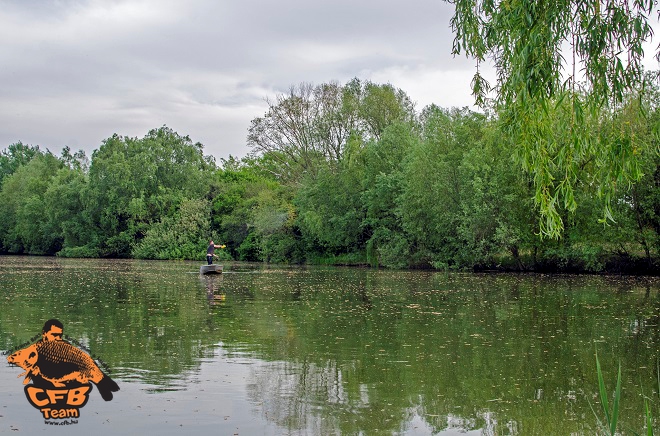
[1,257,658,434]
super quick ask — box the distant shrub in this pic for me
[541,244,605,272]
[237,232,261,261]
[261,232,304,264]
[306,252,367,266]
[57,245,99,258]
[132,199,221,261]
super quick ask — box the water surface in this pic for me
[1,256,659,434]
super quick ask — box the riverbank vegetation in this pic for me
[0,77,658,273]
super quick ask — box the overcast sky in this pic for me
[1,1,658,160]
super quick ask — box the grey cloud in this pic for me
[0,0,474,158]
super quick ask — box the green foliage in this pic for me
[0,75,658,272]
[397,107,517,269]
[260,231,303,263]
[295,163,366,255]
[358,81,416,140]
[237,231,261,261]
[211,156,302,263]
[591,353,660,435]
[594,351,622,436]
[305,252,367,266]
[57,245,99,258]
[247,79,417,184]
[0,152,64,254]
[84,126,213,257]
[361,122,417,268]
[0,142,41,184]
[132,198,214,260]
[44,164,90,251]
[448,0,659,238]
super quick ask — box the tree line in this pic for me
[0,77,658,273]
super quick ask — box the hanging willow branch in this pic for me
[447,0,659,238]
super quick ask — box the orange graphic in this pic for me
[6,319,119,422]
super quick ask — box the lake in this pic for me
[1,255,659,435]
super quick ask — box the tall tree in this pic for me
[84,127,213,257]
[0,152,63,254]
[362,121,419,268]
[44,164,90,254]
[247,82,353,181]
[209,156,300,262]
[0,142,41,184]
[295,161,367,256]
[447,0,659,237]
[358,81,416,140]
[398,106,485,268]
[247,79,416,184]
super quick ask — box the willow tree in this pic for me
[447,0,659,237]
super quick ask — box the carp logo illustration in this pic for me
[6,319,119,423]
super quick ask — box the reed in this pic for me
[593,350,622,436]
[592,354,660,435]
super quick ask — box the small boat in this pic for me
[200,264,223,274]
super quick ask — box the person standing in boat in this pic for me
[206,240,225,265]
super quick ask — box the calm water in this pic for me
[1,255,659,435]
